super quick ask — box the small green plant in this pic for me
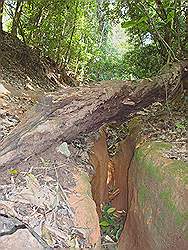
[175,121,186,130]
[99,204,125,242]
[8,168,19,175]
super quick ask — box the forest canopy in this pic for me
[0,1,187,249]
[0,0,188,81]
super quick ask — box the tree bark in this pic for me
[0,0,4,32]
[0,62,183,169]
[63,0,79,68]
[11,0,23,37]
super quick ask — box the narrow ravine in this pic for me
[90,123,188,249]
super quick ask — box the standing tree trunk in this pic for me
[63,0,79,67]
[11,0,23,37]
[0,0,4,32]
[183,6,188,57]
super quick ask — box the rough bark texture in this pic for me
[0,63,182,169]
[0,1,4,32]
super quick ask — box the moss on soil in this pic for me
[135,147,163,182]
[168,161,188,185]
[135,141,188,232]
[135,141,188,184]
[138,185,150,208]
[159,189,188,226]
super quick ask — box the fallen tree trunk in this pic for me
[0,62,184,248]
[0,63,182,168]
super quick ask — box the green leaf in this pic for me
[8,169,19,175]
[121,20,137,29]
[167,11,174,23]
[115,227,122,241]
[107,207,116,214]
[175,122,185,129]
[99,220,110,227]
[121,16,148,29]
[138,16,148,24]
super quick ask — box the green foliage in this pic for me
[106,0,188,79]
[118,0,188,62]
[19,0,102,79]
[8,168,19,175]
[89,43,128,81]
[175,121,186,130]
[160,188,188,226]
[3,0,187,80]
[122,44,165,79]
[138,185,150,208]
[174,119,187,137]
[99,204,125,242]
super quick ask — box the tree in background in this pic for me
[0,0,4,32]
[20,0,104,81]
[117,0,188,76]
[11,0,23,37]
[1,0,187,80]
